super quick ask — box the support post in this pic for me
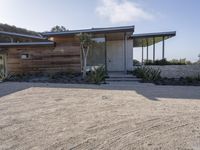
[142,43,144,65]
[146,40,149,61]
[124,32,127,73]
[104,34,107,73]
[153,37,155,62]
[162,36,165,60]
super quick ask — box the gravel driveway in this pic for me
[0,82,200,150]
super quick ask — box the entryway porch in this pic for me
[106,71,141,84]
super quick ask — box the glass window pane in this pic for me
[87,37,105,67]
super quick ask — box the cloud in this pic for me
[96,0,154,23]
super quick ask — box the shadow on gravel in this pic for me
[0,82,200,101]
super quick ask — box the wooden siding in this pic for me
[6,36,81,74]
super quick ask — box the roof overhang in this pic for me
[0,42,55,48]
[0,31,46,40]
[42,25,135,37]
[131,31,176,47]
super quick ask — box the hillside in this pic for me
[0,23,39,42]
[0,23,38,35]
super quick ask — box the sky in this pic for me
[0,0,199,62]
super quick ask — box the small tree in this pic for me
[51,25,67,32]
[78,33,93,78]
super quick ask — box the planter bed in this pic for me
[5,72,85,84]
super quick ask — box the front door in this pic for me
[107,41,124,71]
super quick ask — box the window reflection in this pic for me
[87,37,106,68]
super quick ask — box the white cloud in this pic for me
[96,0,154,23]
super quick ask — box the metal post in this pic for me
[104,34,107,73]
[124,32,127,73]
[146,40,149,61]
[162,36,165,59]
[153,37,155,62]
[142,43,144,65]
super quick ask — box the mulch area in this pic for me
[5,72,86,84]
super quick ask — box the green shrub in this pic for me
[144,58,191,66]
[144,60,154,65]
[185,77,194,83]
[195,74,200,81]
[133,67,161,81]
[133,59,141,66]
[87,66,106,84]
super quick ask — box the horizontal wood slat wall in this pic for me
[6,36,81,74]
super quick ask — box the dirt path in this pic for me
[0,82,200,150]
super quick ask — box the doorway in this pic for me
[106,41,125,72]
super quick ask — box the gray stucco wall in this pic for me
[147,65,200,78]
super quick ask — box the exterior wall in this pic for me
[147,65,200,78]
[5,33,134,75]
[6,36,81,75]
[126,39,133,71]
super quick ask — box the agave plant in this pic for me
[133,66,161,82]
[87,66,106,84]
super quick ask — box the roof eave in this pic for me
[42,25,135,37]
[132,31,176,39]
[0,42,55,48]
[0,31,47,40]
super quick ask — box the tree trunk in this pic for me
[82,47,89,79]
[83,56,87,78]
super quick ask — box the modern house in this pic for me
[0,26,176,76]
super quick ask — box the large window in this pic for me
[87,37,106,67]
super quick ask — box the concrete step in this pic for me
[108,74,135,78]
[105,81,154,86]
[106,81,143,85]
[106,72,140,83]
[108,75,137,78]
[106,77,141,82]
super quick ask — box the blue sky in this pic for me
[0,0,199,62]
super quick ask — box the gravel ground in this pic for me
[0,82,200,150]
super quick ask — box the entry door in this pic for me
[107,41,124,71]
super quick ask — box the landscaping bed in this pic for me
[4,66,106,84]
[154,77,200,86]
[134,66,200,86]
[5,72,85,84]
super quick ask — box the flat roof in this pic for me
[42,25,135,37]
[0,31,46,40]
[132,31,176,47]
[0,42,55,48]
